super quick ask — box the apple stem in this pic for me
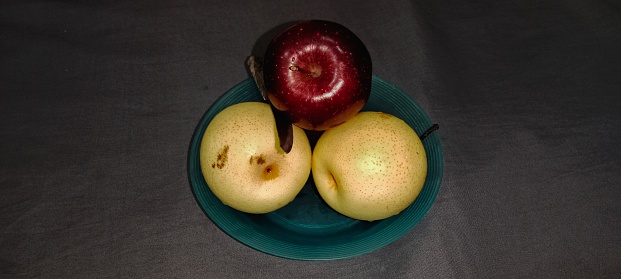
[419,124,439,140]
[289,65,312,76]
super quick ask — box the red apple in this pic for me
[263,20,372,131]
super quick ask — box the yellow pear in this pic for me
[200,102,312,214]
[312,112,427,221]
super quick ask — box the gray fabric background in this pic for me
[2,0,620,278]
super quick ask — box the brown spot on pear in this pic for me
[248,154,267,165]
[257,156,266,165]
[214,145,229,169]
[261,163,279,180]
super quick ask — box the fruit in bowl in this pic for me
[312,111,428,221]
[190,75,442,260]
[262,20,372,131]
[199,102,312,214]
[200,20,436,220]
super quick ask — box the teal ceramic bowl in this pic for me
[188,75,443,260]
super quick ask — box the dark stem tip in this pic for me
[419,124,439,140]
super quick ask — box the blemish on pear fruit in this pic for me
[213,145,229,169]
[262,163,280,180]
[257,156,266,164]
[249,154,267,165]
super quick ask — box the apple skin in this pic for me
[263,20,372,131]
[311,112,427,221]
[199,102,312,214]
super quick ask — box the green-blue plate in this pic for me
[188,75,443,260]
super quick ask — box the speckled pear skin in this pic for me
[312,112,427,221]
[199,102,312,214]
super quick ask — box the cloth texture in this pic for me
[2,0,620,278]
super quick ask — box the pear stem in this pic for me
[419,124,439,140]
